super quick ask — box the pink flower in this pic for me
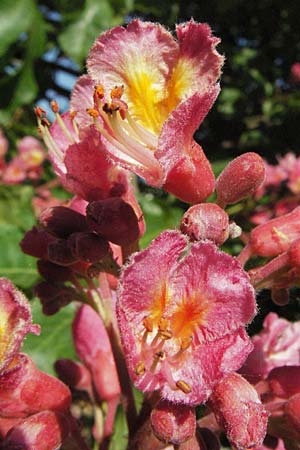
[69,20,223,204]
[241,313,300,382]
[117,231,256,405]
[290,62,300,83]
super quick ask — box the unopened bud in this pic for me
[216,152,265,207]
[288,239,300,267]
[34,281,79,315]
[209,373,268,450]
[48,239,78,266]
[68,232,109,263]
[180,203,229,245]
[285,393,300,432]
[37,260,74,282]
[86,198,140,246]
[249,206,300,258]
[20,226,56,259]
[151,400,196,445]
[271,288,289,306]
[40,206,88,238]
[55,359,93,395]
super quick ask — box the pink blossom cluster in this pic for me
[0,130,46,184]
[6,17,300,450]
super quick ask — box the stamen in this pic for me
[158,317,169,331]
[125,111,158,148]
[150,350,165,373]
[180,336,193,351]
[110,85,124,99]
[34,106,46,118]
[135,361,146,376]
[87,108,100,118]
[176,380,192,394]
[50,100,59,114]
[95,84,105,99]
[158,329,173,340]
[143,316,154,332]
[51,102,76,144]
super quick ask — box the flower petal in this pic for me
[157,87,219,203]
[70,74,95,129]
[87,20,179,133]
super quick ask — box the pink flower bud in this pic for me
[1,410,70,450]
[180,203,229,245]
[39,206,88,238]
[248,206,300,258]
[291,62,300,83]
[20,226,56,259]
[72,305,120,401]
[151,400,196,445]
[216,153,265,207]
[47,239,78,266]
[0,354,71,417]
[86,198,140,246]
[68,232,109,263]
[268,366,300,398]
[209,373,268,450]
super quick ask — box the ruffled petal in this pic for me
[70,74,95,129]
[156,87,219,203]
[87,20,179,133]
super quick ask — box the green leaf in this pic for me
[58,0,115,66]
[0,223,39,288]
[0,0,34,55]
[22,300,77,375]
[108,405,128,450]
[0,185,36,230]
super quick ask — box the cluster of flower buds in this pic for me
[0,278,88,449]
[21,197,141,315]
[0,130,46,184]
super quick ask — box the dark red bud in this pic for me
[151,400,196,445]
[285,393,300,432]
[180,203,229,245]
[216,152,265,207]
[55,359,92,394]
[34,281,80,315]
[39,206,88,238]
[20,226,56,259]
[86,198,140,246]
[271,288,289,306]
[37,260,74,283]
[47,239,78,266]
[268,366,300,398]
[68,232,109,263]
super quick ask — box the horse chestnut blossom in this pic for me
[41,19,224,204]
[117,230,256,405]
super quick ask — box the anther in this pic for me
[180,336,193,351]
[50,100,59,113]
[176,380,192,394]
[135,361,146,376]
[70,111,77,120]
[143,316,154,332]
[150,351,165,373]
[110,85,124,99]
[86,108,100,118]
[34,106,46,118]
[158,318,170,331]
[95,85,105,99]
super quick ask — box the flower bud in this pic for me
[55,359,93,396]
[68,232,109,263]
[209,373,268,450]
[86,198,140,246]
[268,366,300,398]
[249,206,300,258]
[151,400,196,445]
[0,354,71,417]
[39,206,88,238]
[1,410,70,450]
[271,288,289,306]
[72,305,120,401]
[180,203,229,245]
[37,259,74,283]
[34,281,80,315]
[47,239,78,266]
[216,153,265,207]
[20,226,56,259]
